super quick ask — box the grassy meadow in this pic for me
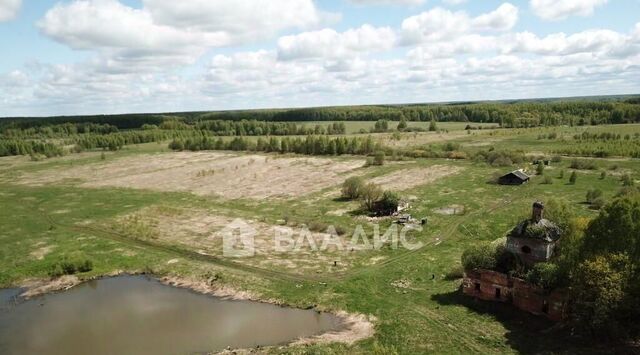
[1,122,639,354]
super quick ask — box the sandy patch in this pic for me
[20,275,80,298]
[370,165,463,191]
[19,152,365,200]
[30,245,55,260]
[433,204,465,215]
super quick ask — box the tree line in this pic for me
[169,135,381,156]
[3,96,639,130]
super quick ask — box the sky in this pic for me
[0,0,639,117]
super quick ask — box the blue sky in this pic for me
[1,0,639,116]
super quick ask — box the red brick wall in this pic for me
[463,270,566,321]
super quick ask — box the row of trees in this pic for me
[3,97,639,131]
[167,119,346,136]
[0,139,64,158]
[169,135,382,156]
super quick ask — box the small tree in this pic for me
[375,191,400,215]
[397,118,407,131]
[373,151,385,166]
[526,262,561,290]
[600,171,607,180]
[569,171,578,184]
[360,183,383,212]
[570,254,633,337]
[536,162,545,175]
[341,176,365,200]
[429,118,438,132]
[586,189,603,204]
[461,242,497,271]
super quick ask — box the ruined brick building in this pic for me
[462,201,566,321]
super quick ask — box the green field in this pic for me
[1,123,639,353]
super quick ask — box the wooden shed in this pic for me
[498,170,530,185]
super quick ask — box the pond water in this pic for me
[0,275,342,355]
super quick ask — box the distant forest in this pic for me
[2,96,640,130]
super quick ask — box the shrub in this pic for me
[48,258,93,278]
[373,151,385,166]
[375,191,400,215]
[558,169,565,179]
[586,189,603,204]
[542,175,553,184]
[600,171,606,179]
[359,183,384,212]
[461,243,497,271]
[569,171,578,184]
[341,176,365,200]
[536,162,545,175]
[570,159,597,170]
[526,262,561,290]
[621,174,634,186]
[551,155,562,163]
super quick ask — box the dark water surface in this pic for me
[0,275,342,355]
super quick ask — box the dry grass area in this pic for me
[19,152,365,200]
[369,165,463,191]
[108,206,364,275]
[373,131,489,148]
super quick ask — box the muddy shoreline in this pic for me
[13,272,375,353]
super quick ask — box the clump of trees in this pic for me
[340,178,400,215]
[169,135,382,157]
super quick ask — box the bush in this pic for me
[542,175,553,184]
[570,159,597,170]
[621,174,634,186]
[48,258,94,278]
[359,183,384,212]
[600,171,606,179]
[569,171,578,184]
[526,262,561,290]
[461,243,497,271]
[536,162,545,175]
[586,189,603,204]
[373,151,385,166]
[341,176,365,200]
[375,191,400,215]
[558,169,565,179]
[551,155,562,163]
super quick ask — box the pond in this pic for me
[0,275,343,355]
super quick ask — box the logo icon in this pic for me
[221,218,256,257]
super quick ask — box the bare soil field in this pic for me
[19,152,365,200]
[369,165,463,191]
[108,206,365,274]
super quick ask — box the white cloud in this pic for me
[142,0,324,41]
[0,0,21,22]
[349,0,426,5]
[400,3,518,44]
[506,29,630,56]
[38,0,326,70]
[277,25,396,60]
[471,3,518,31]
[530,0,608,21]
[442,0,467,5]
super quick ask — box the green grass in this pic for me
[1,127,638,353]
